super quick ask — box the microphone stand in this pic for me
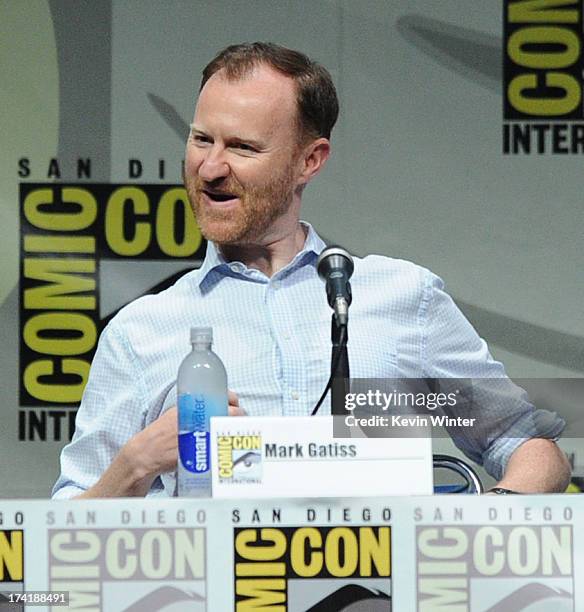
[330,315,350,416]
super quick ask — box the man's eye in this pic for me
[234,143,255,152]
[193,134,210,144]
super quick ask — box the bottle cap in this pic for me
[190,326,213,344]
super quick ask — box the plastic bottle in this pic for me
[177,327,228,497]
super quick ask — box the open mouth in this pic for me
[203,190,238,203]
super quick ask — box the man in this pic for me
[52,42,570,499]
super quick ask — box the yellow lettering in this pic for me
[325,527,358,577]
[235,529,286,561]
[24,358,90,402]
[105,187,151,256]
[508,72,580,114]
[0,532,23,581]
[359,527,391,576]
[24,259,96,310]
[235,562,286,576]
[235,579,285,611]
[290,528,323,577]
[24,188,97,231]
[24,235,96,253]
[508,26,579,68]
[24,312,96,356]
[156,188,201,257]
[509,0,579,23]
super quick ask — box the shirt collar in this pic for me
[196,221,326,290]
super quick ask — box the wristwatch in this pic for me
[487,487,520,494]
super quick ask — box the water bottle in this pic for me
[177,327,228,497]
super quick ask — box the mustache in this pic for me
[192,176,244,197]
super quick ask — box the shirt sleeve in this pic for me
[421,271,565,481]
[51,322,149,498]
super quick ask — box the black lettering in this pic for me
[28,410,47,441]
[552,123,570,152]
[531,123,550,153]
[18,411,25,441]
[68,409,77,440]
[18,158,30,178]
[129,159,142,178]
[47,158,61,179]
[513,123,532,153]
[77,158,91,179]
[48,410,67,441]
[571,124,584,151]
[18,409,76,442]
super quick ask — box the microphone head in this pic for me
[317,246,354,280]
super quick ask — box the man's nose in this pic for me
[198,146,229,182]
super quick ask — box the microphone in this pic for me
[317,246,354,326]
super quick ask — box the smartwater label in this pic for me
[179,430,210,474]
[178,394,209,474]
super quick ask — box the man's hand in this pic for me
[228,389,246,416]
[75,389,244,498]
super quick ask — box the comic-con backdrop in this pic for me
[2,1,583,497]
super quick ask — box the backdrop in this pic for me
[2,0,583,497]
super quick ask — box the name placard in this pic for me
[210,416,432,498]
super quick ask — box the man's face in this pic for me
[184,65,304,245]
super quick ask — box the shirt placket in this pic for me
[266,275,307,416]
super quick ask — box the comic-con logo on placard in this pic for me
[416,524,574,610]
[503,0,584,154]
[0,530,24,605]
[48,527,206,610]
[217,434,263,484]
[234,526,392,610]
[19,183,205,443]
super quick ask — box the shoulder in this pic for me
[353,253,442,296]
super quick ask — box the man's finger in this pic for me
[228,404,246,417]
[228,390,239,406]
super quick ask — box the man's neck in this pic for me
[219,222,308,277]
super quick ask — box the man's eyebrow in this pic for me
[189,124,265,149]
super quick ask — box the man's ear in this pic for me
[297,138,331,186]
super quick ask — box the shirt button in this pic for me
[230,263,243,273]
[291,391,300,400]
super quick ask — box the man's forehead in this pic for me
[197,64,297,115]
[207,62,295,89]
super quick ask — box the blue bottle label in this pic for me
[178,430,210,474]
[178,394,210,474]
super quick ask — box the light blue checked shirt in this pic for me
[52,222,564,498]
